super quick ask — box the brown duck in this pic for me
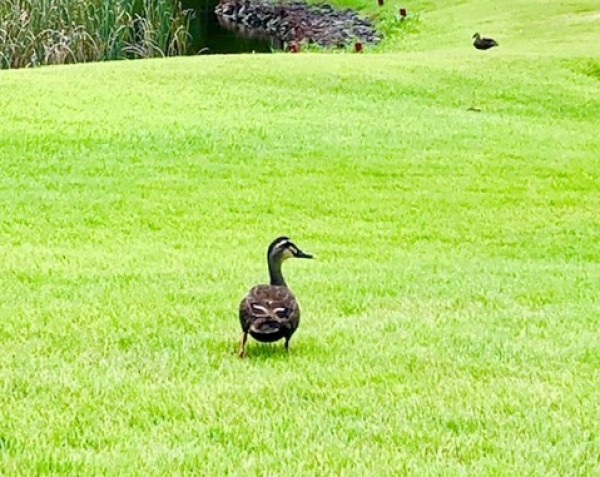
[238,236,313,357]
[472,33,498,50]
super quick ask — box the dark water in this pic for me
[185,0,277,54]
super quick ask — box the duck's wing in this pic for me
[239,285,300,332]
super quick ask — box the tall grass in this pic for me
[0,0,194,68]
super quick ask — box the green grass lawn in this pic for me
[1,0,599,474]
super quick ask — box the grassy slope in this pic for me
[1,0,599,474]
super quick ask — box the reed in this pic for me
[0,0,194,68]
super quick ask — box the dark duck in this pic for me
[472,33,498,50]
[238,236,313,357]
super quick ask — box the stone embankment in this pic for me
[215,0,380,49]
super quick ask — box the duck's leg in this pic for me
[238,332,248,358]
[284,336,290,351]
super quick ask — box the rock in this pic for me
[215,0,380,49]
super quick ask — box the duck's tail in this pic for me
[249,318,287,342]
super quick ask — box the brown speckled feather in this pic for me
[239,284,300,342]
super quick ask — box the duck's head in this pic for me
[472,33,480,39]
[268,236,313,261]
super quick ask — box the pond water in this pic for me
[186,0,279,54]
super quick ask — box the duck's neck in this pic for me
[268,254,287,287]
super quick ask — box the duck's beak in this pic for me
[294,249,313,259]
